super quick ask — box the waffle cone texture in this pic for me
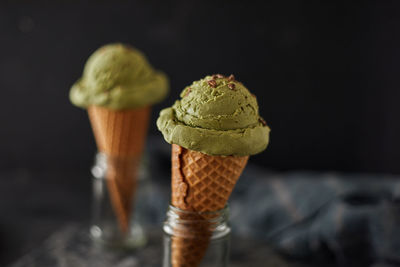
[170,144,248,267]
[88,105,150,232]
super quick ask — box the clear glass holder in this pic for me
[163,205,231,267]
[90,152,148,249]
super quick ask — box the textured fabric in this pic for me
[230,168,400,267]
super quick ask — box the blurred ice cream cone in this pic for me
[70,43,169,233]
[88,105,150,232]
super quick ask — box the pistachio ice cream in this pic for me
[157,74,270,156]
[70,43,168,110]
[69,43,169,235]
[158,74,270,266]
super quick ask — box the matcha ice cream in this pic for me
[157,74,270,156]
[70,43,168,110]
[69,43,169,235]
[159,74,269,266]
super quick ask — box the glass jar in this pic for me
[90,152,148,249]
[162,205,231,267]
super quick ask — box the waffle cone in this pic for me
[88,105,150,232]
[170,144,248,267]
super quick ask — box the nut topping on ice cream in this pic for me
[157,74,270,156]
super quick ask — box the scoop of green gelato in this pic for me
[70,43,168,110]
[157,75,270,156]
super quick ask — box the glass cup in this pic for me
[90,152,149,249]
[163,205,231,267]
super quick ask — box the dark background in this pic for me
[0,2,400,266]
[0,1,400,174]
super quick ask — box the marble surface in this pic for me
[9,224,298,267]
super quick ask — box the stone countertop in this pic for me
[9,225,299,267]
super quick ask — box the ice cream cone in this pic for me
[69,43,169,239]
[157,74,269,266]
[88,105,151,232]
[170,144,248,267]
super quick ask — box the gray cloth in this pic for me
[230,168,400,267]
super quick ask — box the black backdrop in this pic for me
[0,1,399,174]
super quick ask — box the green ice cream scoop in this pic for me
[157,74,270,156]
[70,43,168,110]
